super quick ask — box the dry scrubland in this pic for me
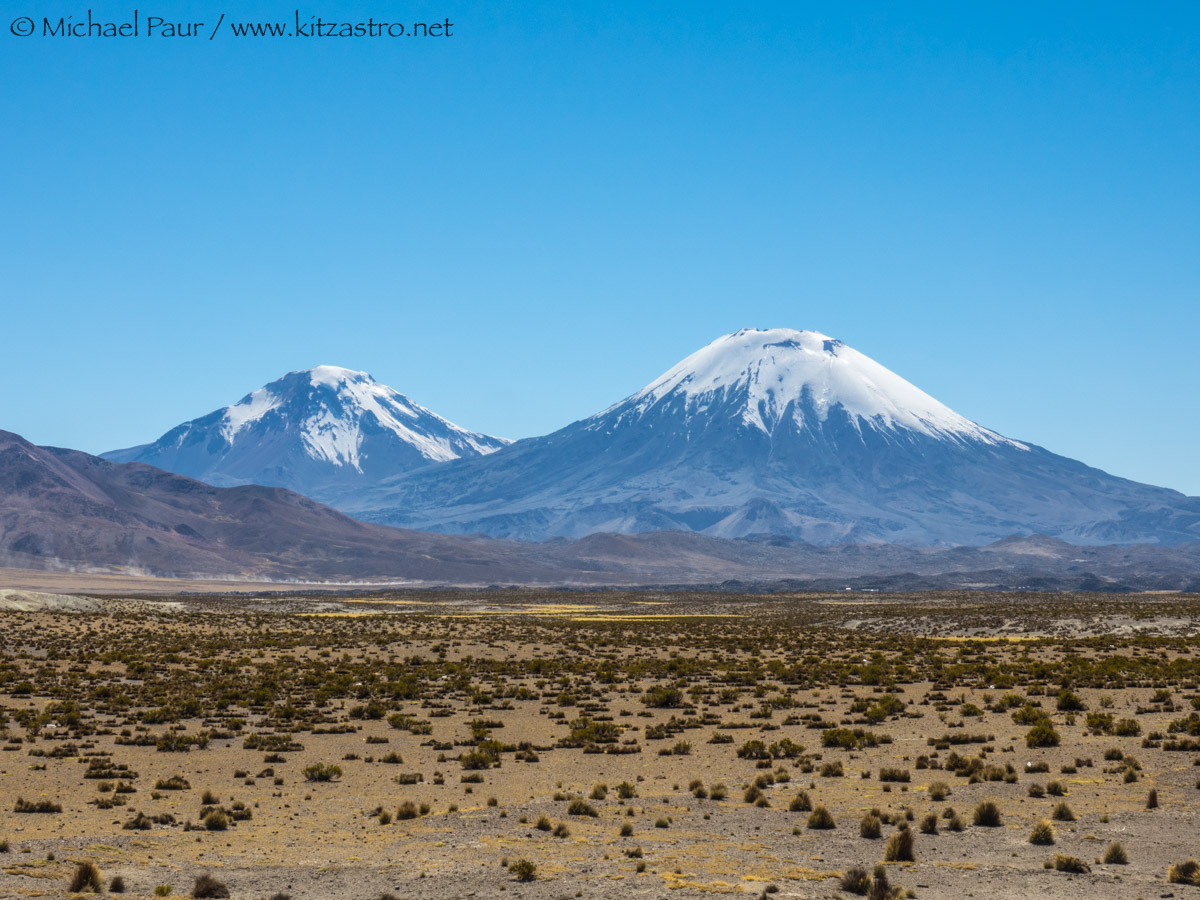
[0,589,1199,899]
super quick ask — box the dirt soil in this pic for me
[0,587,1198,899]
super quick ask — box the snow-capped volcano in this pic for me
[601,328,1024,448]
[103,366,508,501]
[344,329,1198,546]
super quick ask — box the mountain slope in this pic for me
[103,366,508,502]
[345,329,1200,545]
[0,430,559,582]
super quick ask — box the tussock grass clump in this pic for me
[807,804,835,830]
[1027,783,1045,798]
[1147,788,1158,809]
[918,812,938,834]
[1052,854,1090,874]
[927,781,949,801]
[202,808,229,831]
[13,798,61,813]
[709,783,728,801]
[1103,842,1128,865]
[109,875,126,892]
[154,775,190,790]
[883,827,915,862]
[69,860,104,893]
[567,799,598,817]
[860,812,882,838]
[192,873,231,898]
[1168,860,1200,885]
[1046,780,1067,796]
[878,767,910,783]
[1051,801,1075,822]
[788,791,812,812]
[839,867,871,894]
[972,800,1002,827]
[1028,820,1055,845]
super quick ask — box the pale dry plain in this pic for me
[1,581,1199,899]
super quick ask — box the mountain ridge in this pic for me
[343,329,1199,545]
[103,366,508,499]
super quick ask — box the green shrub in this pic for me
[302,763,342,782]
[508,859,536,882]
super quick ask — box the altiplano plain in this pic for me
[1,587,1198,899]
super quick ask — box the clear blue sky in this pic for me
[2,2,1197,494]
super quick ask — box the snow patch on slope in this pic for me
[220,388,282,442]
[623,328,1026,448]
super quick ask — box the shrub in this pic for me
[883,827,915,862]
[1147,788,1158,809]
[789,791,812,812]
[535,816,551,831]
[13,798,61,813]
[807,805,835,829]
[1028,783,1045,798]
[154,775,190,790]
[192,873,231,898]
[615,781,637,799]
[972,801,1002,827]
[878,767,910,783]
[302,763,342,782]
[860,812,882,838]
[396,801,419,820]
[1053,854,1090,874]
[568,799,598,817]
[1029,820,1055,845]
[69,860,104,893]
[1168,860,1200,885]
[1046,780,1067,796]
[642,685,684,708]
[619,822,633,837]
[508,859,536,882]
[202,808,229,831]
[918,812,938,834]
[1103,842,1128,864]
[819,761,844,777]
[1026,723,1060,748]
[110,875,126,892]
[709,783,728,801]
[1051,801,1075,822]
[839,867,871,894]
[927,781,948,801]
[553,822,570,838]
